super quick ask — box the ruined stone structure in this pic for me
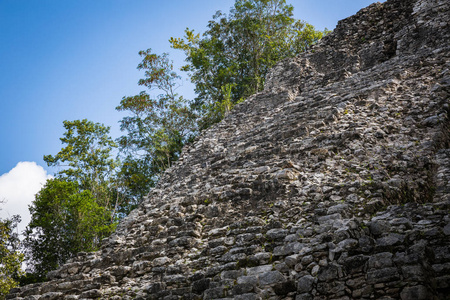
[8,0,450,298]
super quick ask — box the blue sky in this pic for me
[0,0,383,231]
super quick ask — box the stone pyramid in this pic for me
[9,0,450,299]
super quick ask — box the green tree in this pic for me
[0,215,24,299]
[170,0,327,129]
[24,179,114,279]
[24,120,121,280]
[116,49,197,180]
[44,119,118,209]
[115,155,154,216]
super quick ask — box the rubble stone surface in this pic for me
[8,0,450,298]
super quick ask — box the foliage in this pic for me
[0,215,24,299]
[170,0,328,129]
[116,49,197,178]
[24,120,121,280]
[200,83,245,126]
[43,119,118,207]
[114,155,154,216]
[23,179,115,279]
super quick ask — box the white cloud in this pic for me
[0,162,53,236]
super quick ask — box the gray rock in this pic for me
[317,213,342,225]
[203,287,225,299]
[376,233,405,249]
[295,293,313,300]
[285,254,299,267]
[311,265,320,277]
[443,223,450,235]
[368,252,393,269]
[258,271,286,286]
[266,228,289,240]
[232,283,254,295]
[367,267,400,284]
[344,255,369,274]
[297,275,315,293]
[80,289,102,298]
[400,285,430,300]
[369,220,390,236]
[401,265,425,281]
[246,265,273,276]
[273,242,304,256]
[235,294,260,300]
[192,278,210,294]
[318,264,339,282]
[422,115,439,127]
[152,256,170,267]
[237,275,258,286]
[39,293,63,300]
[327,204,348,215]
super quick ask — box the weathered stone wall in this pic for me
[8,0,450,299]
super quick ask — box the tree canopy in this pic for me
[24,120,120,279]
[43,119,118,204]
[170,0,327,129]
[116,49,197,179]
[0,215,24,298]
[24,179,114,279]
